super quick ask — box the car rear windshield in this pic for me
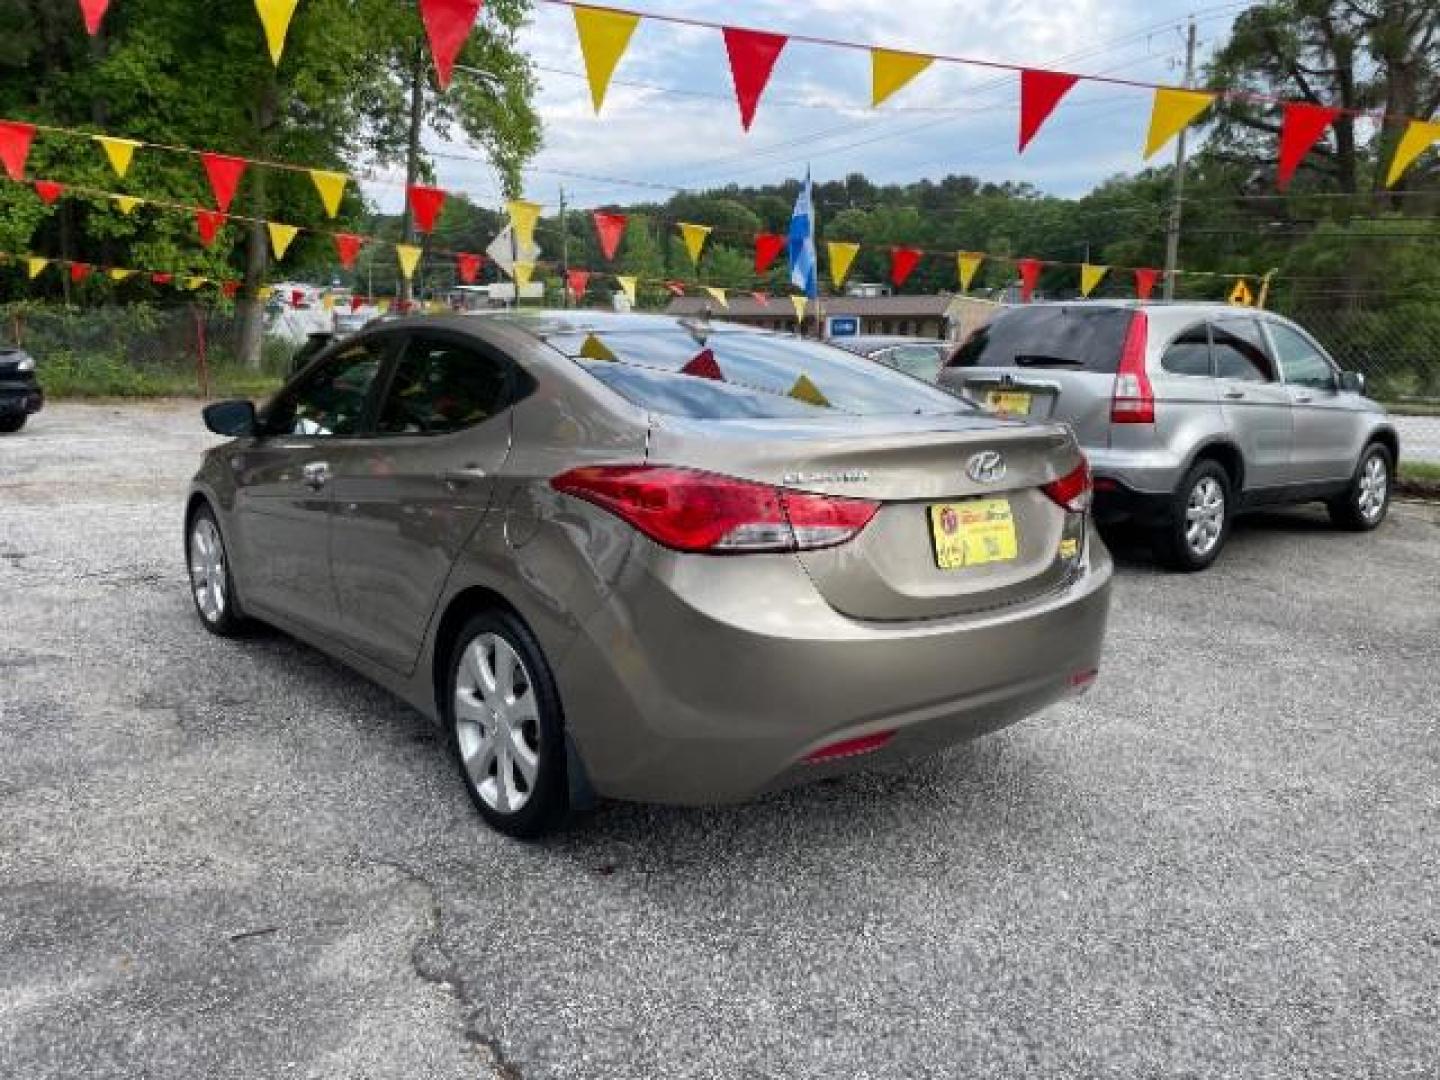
[948,306,1132,374]
[547,329,969,418]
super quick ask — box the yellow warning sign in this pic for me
[1229,279,1254,306]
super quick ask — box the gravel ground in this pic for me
[3,401,1438,1080]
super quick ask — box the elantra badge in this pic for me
[966,451,1006,484]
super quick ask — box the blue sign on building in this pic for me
[827,316,859,337]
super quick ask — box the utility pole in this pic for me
[1162,17,1197,301]
[558,185,569,309]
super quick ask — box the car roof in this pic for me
[834,335,948,350]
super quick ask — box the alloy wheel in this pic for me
[1185,476,1226,557]
[453,633,541,814]
[1357,454,1388,522]
[189,517,227,624]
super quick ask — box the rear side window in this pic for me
[548,330,968,418]
[376,334,512,435]
[948,307,1132,373]
[1161,324,1212,377]
[1211,319,1274,382]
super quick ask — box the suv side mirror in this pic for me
[1338,370,1365,395]
[202,399,257,437]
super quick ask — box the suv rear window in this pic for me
[548,329,969,419]
[948,306,1132,374]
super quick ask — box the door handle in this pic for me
[1223,388,1246,400]
[301,461,330,489]
[1293,393,1314,403]
[441,466,488,489]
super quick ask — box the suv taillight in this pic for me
[551,465,880,554]
[1111,311,1153,424]
[1042,460,1092,514]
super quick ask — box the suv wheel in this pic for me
[1329,442,1392,531]
[1154,460,1232,572]
[445,610,569,839]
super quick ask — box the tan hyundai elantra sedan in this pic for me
[187,311,1112,837]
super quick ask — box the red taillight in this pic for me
[803,730,895,764]
[1111,311,1154,424]
[1043,460,1092,514]
[550,465,879,554]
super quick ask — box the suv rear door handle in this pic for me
[1293,392,1314,403]
[441,466,487,489]
[301,461,330,489]
[1223,388,1246,400]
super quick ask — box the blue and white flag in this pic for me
[787,170,818,300]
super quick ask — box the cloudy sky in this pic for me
[419,0,1251,211]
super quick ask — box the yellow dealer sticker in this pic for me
[930,499,1018,569]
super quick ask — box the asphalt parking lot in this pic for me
[3,401,1439,1079]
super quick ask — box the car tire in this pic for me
[1153,459,1232,572]
[186,503,249,636]
[1328,442,1392,532]
[445,610,569,840]
[0,414,25,433]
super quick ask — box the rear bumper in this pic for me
[1082,446,1182,526]
[0,380,44,416]
[555,527,1113,805]
[1093,478,1173,526]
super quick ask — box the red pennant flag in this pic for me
[754,232,786,274]
[221,280,240,299]
[0,121,36,181]
[200,153,247,213]
[680,347,725,381]
[890,246,922,288]
[79,0,109,34]
[1133,267,1159,300]
[334,233,362,268]
[34,180,64,206]
[722,27,788,132]
[1017,258,1042,302]
[151,272,173,286]
[1276,102,1340,190]
[665,280,686,296]
[195,209,226,247]
[751,290,770,306]
[455,252,482,283]
[69,262,92,284]
[407,184,446,233]
[419,0,484,90]
[290,289,305,308]
[566,268,591,299]
[1019,69,1080,152]
[593,211,627,260]
[350,295,365,312]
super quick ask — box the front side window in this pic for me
[1268,322,1335,390]
[376,335,512,435]
[1210,319,1274,383]
[264,339,387,436]
[1160,323,1212,377]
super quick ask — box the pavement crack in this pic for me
[364,856,523,1079]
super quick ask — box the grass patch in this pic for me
[1399,461,1440,482]
[40,351,282,400]
[1381,400,1440,417]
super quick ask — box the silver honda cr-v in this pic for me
[188,311,1112,837]
[939,302,1400,570]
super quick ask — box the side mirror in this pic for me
[1338,370,1366,395]
[202,399,257,437]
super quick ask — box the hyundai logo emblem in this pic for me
[966,451,1006,484]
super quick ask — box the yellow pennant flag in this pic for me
[703,286,728,309]
[267,222,300,260]
[376,298,391,313]
[615,275,637,305]
[1385,119,1440,187]
[573,5,641,114]
[396,243,422,280]
[108,268,135,282]
[828,241,859,287]
[514,261,535,289]
[257,285,275,301]
[678,222,712,267]
[1079,263,1108,297]
[308,170,347,217]
[26,258,47,280]
[1144,87,1215,159]
[322,295,336,311]
[507,199,543,251]
[95,136,140,178]
[871,49,933,107]
[113,195,141,215]
[790,294,807,323]
[579,333,618,361]
[957,252,983,292]
[789,373,830,408]
[254,0,301,66]
[186,276,208,291]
